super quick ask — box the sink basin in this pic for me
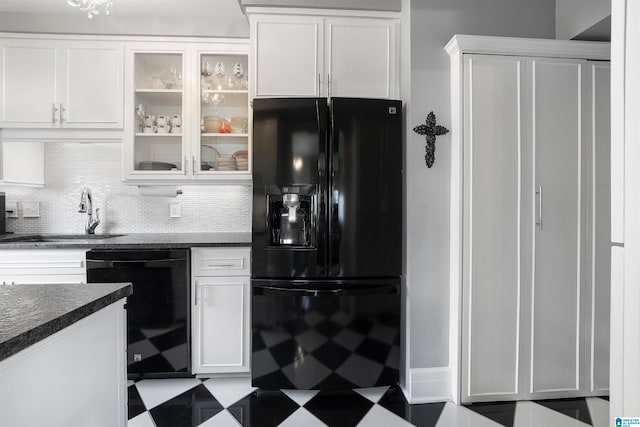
[3,234,125,243]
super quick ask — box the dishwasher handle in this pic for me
[252,282,399,297]
[86,258,186,269]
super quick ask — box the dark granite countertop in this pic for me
[0,282,132,362]
[0,232,251,249]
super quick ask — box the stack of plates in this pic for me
[236,158,249,171]
[137,161,177,171]
[216,157,237,171]
[233,150,249,171]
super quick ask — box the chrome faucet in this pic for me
[78,188,100,234]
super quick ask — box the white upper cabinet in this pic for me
[251,15,323,97]
[64,44,123,127]
[249,9,399,99]
[0,38,124,129]
[324,17,396,99]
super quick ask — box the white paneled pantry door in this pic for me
[459,52,610,403]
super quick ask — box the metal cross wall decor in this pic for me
[413,111,450,168]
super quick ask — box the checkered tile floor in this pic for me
[252,306,400,389]
[127,377,610,427]
[127,324,189,377]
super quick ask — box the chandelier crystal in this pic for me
[67,0,113,19]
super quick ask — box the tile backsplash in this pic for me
[2,142,251,234]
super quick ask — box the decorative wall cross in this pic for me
[413,111,450,168]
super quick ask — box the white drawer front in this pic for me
[0,249,88,278]
[0,274,86,285]
[191,247,250,277]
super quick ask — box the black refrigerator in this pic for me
[251,97,402,391]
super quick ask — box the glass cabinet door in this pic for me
[198,53,249,175]
[132,52,185,175]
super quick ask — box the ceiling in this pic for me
[0,0,250,37]
[0,0,245,20]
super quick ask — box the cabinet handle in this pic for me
[207,262,237,268]
[59,103,65,124]
[192,156,196,174]
[52,103,58,124]
[536,186,543,230]
[183,156,188,175]
[195,280,199,305]
[327,74,332,98]
[318,73,321,96]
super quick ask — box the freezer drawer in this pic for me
[251,278,400,390]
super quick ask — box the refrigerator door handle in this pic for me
[253,283,399,296]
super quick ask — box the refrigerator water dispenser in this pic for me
[267,188,315,247]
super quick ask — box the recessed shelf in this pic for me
[201,91,248,105]
[135,133,182,137]
[202,89,248,94]
[201,133,248,137]
[135,90,183,106]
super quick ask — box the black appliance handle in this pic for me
[253,283,398,297]
[86,258,186,269]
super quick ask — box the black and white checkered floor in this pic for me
[251,306,401,390]
[127,377,610,427]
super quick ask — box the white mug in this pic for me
[171,115,182,126]
[143,125,157,133]
[143,115,155,126]
[156,115,169,126]
[156,124,171,134]
[171,125,182,134]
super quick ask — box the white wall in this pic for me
[0,12,249,37]
[405,0,555,400]
[556,0,610,40]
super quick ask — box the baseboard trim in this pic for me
[403,367,452,404]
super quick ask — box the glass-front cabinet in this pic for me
[198,51,249,176]
[123,41,250,183]
[131,51,186,176]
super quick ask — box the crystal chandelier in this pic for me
[67,0,113,19]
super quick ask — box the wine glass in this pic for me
[135,104,145,132]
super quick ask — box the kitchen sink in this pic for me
[2,234,125,243]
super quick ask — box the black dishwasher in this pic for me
[86,249,190,379]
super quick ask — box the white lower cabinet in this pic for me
[0,249,88,284]
[191,247,250,375]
